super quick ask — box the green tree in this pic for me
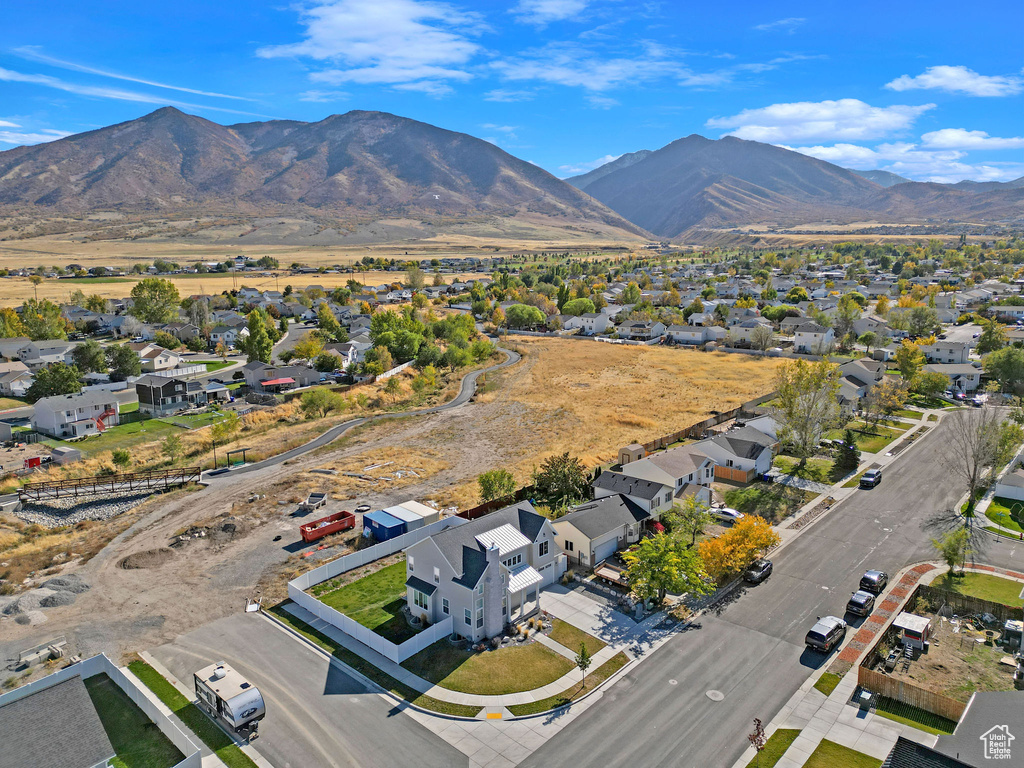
[25,362,82,402]
[911,370,948,396]
[383,376,403,401]
[129,278,181,323]
[838,428,861,471]
[300,388,347,418]
[478,469,516,502]
[314,351,343,372]
[907,305,940,338]
[833,294,862,344]
[440,345,472,371]
[664,497,712,547]
[622,533,713,603]
[244,311,273,363]
[932,528,972,575]
[106,343,141,382]
[0,307,27,338]
[71,340,108,374]
[535,452,589,505]
[293,332,325,362]
[317,303,346,342]
[771,359,842,458]
[406,264,426,290]
[111,449,131,469]
[562,298,595,316]
[21,299,67,340]
[210,411,240,442]
[575,642,592,686]
[785,286,809,303]
[161,433,184,464]
[622,282,642,304]
[153,330,182,350]
[976,319,1008,355]
[983,346,1024,393]
[894,340,925,380]
[364,345,393,374]
[857,332,878,355]
[505,304,545,329]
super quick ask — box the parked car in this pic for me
[971,397,983,407]
[860,569,889,594]
[860,469,882,489]
[805,616,847,653]
[713,507,745,525]
[743,559,773,584]
[846,590,876,617]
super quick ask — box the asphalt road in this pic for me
[522,411,1014,768]
[153,612,467,768]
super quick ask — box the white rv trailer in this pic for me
[194,661,265,739]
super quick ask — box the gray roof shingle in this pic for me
[557,494,649,539]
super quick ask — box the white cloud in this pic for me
[707,99,934,143]
[784,141,1024,183]
[885,65,1023,97]
[481,124,518,136]
[558,153,620,175]
[0,119,21,128]
[679,54,822,88]
[753,17,805,33]
[920,128,1024,150]
[299,90,350,102]
[492,42,678,92]
[0,66,269,117]
[257,0,483,96]
[512,0,589,27]
[483,88,535,102]
[0,127,72,146]
[11,46,255,101]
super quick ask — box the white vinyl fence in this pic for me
[0,654,201,768]
[288,516,467,663]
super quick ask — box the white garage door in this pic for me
[593,537,618,565]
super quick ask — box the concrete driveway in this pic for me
[541,584,639,647]
[152,612,466,768]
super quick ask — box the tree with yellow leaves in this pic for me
[698,516,781,582]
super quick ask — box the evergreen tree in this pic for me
[839,428,861,471]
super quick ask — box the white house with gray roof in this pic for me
[32,391,121,439]
[617,445,715,507]
[592,471,675,517]
[402,503,559,641]
[552,494,649,568]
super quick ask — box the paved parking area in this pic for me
[541,584,639,647]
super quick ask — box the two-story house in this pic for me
[135,374,188,416]
[32,391,120,438]
[17,340,78,371]
[128,343,182,373]
[552,494,648,568]
[792,322,836,354]
[617,445,716,507]
[403,503,558,641]
[919,341,971,365]
[591,471,675,518]
[579,313,611,335]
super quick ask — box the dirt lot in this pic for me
[0,337,780,675]
[880,612,1017,701]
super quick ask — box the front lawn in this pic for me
[85,673,184,768]
[316,561,420,643]
[724,484,814,523]
[194,360,234,371]
[893,409,922,420]
[908,394,955,410]
[402,639,574,695]
[773,455,835,484]
[505,651,629,716]
[804,740,881,768]
[843,422,909,454]
[984,497,1024,534]
[843,469,869,488]
[874,696,957,735]
[745,729,800,768]
[547,618,606,654]
[813,672,841,696]
[937,572,1024,606]
[0,395,29,411]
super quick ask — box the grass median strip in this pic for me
[804,739,881,768]
[548,618,607,655]
[745,728,800,768]
[267,603,482,718]
[813,672,842,697]
[506,651,629,717]
[127,660,257,768]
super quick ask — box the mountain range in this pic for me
[566,135,1024,239]
[0,107,1021,245]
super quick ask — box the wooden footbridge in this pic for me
[19,467,202,502]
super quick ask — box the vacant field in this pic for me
[432,338,782,507]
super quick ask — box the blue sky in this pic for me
[1,0,1022,182]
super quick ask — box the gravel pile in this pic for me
[2,588,56,615]
[41,574,90,594]
[15,491,152,529]
[40,592,77,608]
[1,574,91,615]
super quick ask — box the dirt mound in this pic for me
[120,548,176,570]
[41,574,90,594]
[40,591,77,607]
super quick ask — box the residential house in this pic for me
[128,342,181,373]
[242,361,319,392]
[17,340,78,370]
[617,320,666,341]
[666,325,725,346]
[692,426,777,483]
[920,341,971,365]
[591,471,675,518]
[792,322,836,354]
[922,364,981,393]
[728,318,773,345]
[403,502,559,641]
[0,361,32,398]
[617,445,716,507]
[209,324,240,348]
[552,495,649,568]
[135,374,188,416]
[32,391,120,439]
[0,337,30,361]
[579,313,611,335]
[161,322,200,342]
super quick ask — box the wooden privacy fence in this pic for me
[640,391,777,452]
[915,583,1024,623]
[857,667,966,722]
[714,465,757,484]
[458,485,537,520]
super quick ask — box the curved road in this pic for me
[207,343,521,479]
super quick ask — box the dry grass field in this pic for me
[427,337,783,508]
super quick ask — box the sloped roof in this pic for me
[592,471,668,500]
[426,502,545,583]
[556,494,649,539]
